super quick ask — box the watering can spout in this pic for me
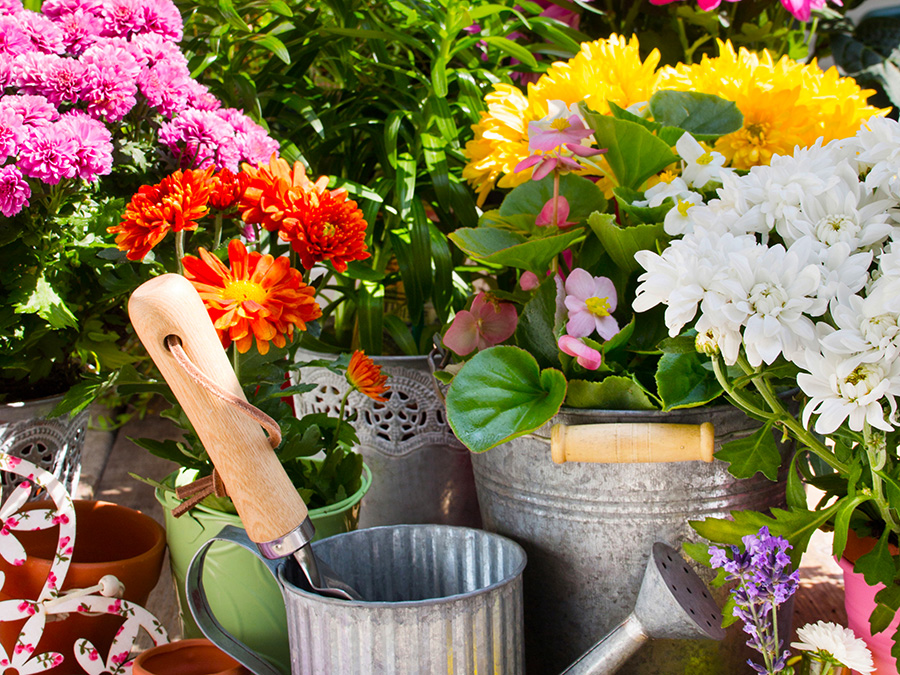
[561,542,726,675]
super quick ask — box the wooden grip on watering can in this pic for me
[550,422,715,464]
[128,273,309,545]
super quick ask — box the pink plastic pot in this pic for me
[839,533,900,674]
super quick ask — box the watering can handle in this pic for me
[129,274,310,544]
[550,422,714,464]
[186,525,285,675]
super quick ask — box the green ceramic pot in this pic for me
[156,464,371,675]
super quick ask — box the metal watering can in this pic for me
[128,275,725,674]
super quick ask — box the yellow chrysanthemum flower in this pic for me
[462,34,662,205]
[657,40,887,170]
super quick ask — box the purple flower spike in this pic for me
[709,526,799,674]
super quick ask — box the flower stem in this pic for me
[864,424,900,535]
[735,354,848,475]
[232,346,240,383]
[175,230,185,275]
[213,213,223,250]
[552,169,560,228]
[332,386,353,450]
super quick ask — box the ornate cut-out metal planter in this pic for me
[293,350,481,528]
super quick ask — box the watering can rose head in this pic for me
[115,153,383,511]
[440,34,885,455]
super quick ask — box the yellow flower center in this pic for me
[585,296,611,317]
[746,122,767,140]
[550,118,572,131]
[322,222,335,236]
[224,279,268,305]
[677,198,693,217]
[845,365,871,387]
[696,152,714,166]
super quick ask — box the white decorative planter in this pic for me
[0,394,88,497]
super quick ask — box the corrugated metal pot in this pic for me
[293,348,481,528]
[187,524,527,675]
[471,404,790,675]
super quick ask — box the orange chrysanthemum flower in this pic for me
[209,168,243,211]
[108,167,215,261]
[277,182,370,273]
[237,153,323,232]
[346,350,389,402]
[182,239,322,355]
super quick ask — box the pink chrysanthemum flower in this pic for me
[128,32,185,68]
[58,110,112,180]
[80,42,139,121]
[160,108,239,170]
[139,60,191,118]
[0,52,16,89]
[0,106,21,160]
[17,53,85,106]
[100,0,144,37]
[0,164,28,216]
[1,94,58,127]
[138,0,182,41]
[216,108,279,166]
[185,79,221,111]
[51,9,102,54]
[0,0,23,16]
[41,0,103,19]
[17,11,66,54]
[17,122,78,184]
[0,16,34,56]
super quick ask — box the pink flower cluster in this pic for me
[0,0,279,217]
[648,0,840,22]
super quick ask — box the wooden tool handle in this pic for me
[550,422,714,464]
[128,274,309,544]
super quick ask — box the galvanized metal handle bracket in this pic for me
[550,422,715,464]
[186,525,285,675]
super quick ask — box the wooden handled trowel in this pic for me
[129,273,359,601]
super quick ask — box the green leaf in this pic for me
[515,275,561,369]
[14,275,77,329]
[500,173,606,223]
[565,376,657,410]
[449,227,584,274]
[357,281,384,355]
[714,424,781,481]
[582,108,678,190]
[832,494,874,560]
[856,528,896,588]
[612,186,673,226]
[445,346,566,453]
[384,315,418,356]
[250,33,290,64]
[658,335,697,354]
[872,585,900,635]
[785,451,807,510]
[216,0,251,31]
[655,351,723,411]
[648,90,744,140]
[587,212,668,274]
[690,502,841,570]
[481,36,537,68]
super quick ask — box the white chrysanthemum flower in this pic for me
[738,144,844,233]
[824,282,900,360]
[791,621,875,674]
[724,244,825,366]
[775,164,894,252]
[633,230,755,336]
[799,345,900,434]
[663,191,704,236]
[852,117,900,201]
[703,172,768,237]
[813,241,872,304]
[676,132,728,189]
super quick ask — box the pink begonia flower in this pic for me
[443,292,518,356]
[520,271,540,291]
[564,268,620,340]
[559,335,603,370]
[649,0,739,10]
[515,100,606,180]
[536,195,576,228]
[780,0,840,21]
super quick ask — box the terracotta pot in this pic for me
[839,530,900,675]
[132,639,250,675]
[0,500,166,675]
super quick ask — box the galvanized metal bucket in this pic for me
[471,404,790,675]
[293,349,481,529]
[186,524,527,675]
